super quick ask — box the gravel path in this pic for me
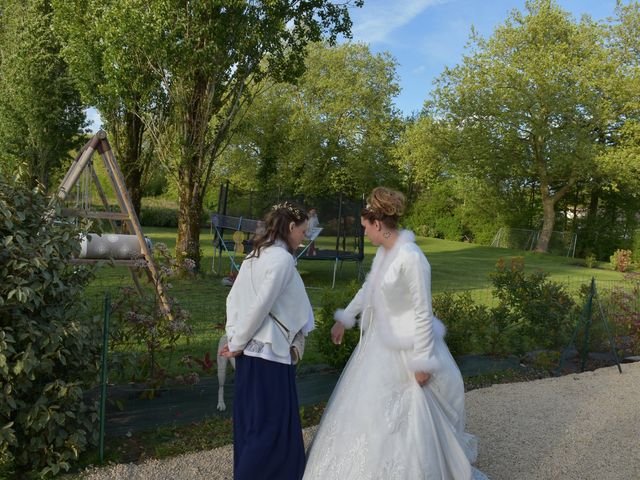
[82,362,640,480]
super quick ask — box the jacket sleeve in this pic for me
[404,248,441,374]
[227,255,293,352]
[334,281,367,329]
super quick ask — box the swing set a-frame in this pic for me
[55,130,171,315]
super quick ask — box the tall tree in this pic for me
[430,0,615,252]
[289,43,403,196]
[92,1,362,269]
[52,0,163,216]
[217,42,403,198]
[0,0,86,190]
[599,1,640,191]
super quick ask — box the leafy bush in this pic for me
[314,281,362,368]
[139,205,209,228]
[610,249,633,272]
[438,258,577,356]
[490,257,575,352]
[585,253,597,268]
[633,230,640,266]
[596,273,640,356]
[432,291,489,356]
[0,175,101,477]
[139,206,179,228]
[404,182,465,241]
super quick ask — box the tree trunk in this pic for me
[176,161,202,270]
[587,187,599,220]
[175,76,209,271]
[121,110,145,217]
[535,196,556,252]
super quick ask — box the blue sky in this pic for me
[85,0,620,130]
[348,0,620,115]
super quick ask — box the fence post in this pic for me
[580,279,595,371]
[99,292,111,463]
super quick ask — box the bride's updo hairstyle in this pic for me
[361,187,406,229]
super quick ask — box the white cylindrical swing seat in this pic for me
[79,233,151,260]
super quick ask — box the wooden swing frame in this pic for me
[55,130,171,315]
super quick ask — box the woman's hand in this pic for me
[219,343,243,358]
[415,371,431,386]
[331,322,345,345]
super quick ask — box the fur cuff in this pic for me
[334,309,357,329]
[408,355,441,374]
[432,317,447,339]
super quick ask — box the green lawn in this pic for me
[86,227,628,379]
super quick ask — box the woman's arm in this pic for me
[333,282,367,329]
[404,248,441,375]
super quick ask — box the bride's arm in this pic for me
[333,282,367,329]
[331,281,368,344]
[404,248,442,375]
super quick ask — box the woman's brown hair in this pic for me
[249,201,308,258]
[361,187,406,229]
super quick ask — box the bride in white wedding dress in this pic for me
[303,187,488,480]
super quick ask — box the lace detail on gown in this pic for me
[303,312,489,480]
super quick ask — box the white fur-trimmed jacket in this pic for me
[335,230,446,374]
[226,241,314,357]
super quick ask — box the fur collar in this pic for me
[363,230,415,316]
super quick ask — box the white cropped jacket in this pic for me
[226,241,314,358]
[335,230,446,374]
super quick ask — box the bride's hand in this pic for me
[331,322,345,345]
[415,371,431,386]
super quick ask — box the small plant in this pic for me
[109,242,193,383]
[585,253,597,269]
[610,249,633,272]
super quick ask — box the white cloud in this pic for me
[351,0,449,45]
[412,64,427,75]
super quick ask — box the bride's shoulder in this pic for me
[397,241,429,265]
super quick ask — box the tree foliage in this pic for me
[0,0,86,191]
[52,0,163,216]
[599,1,640,191]
[426,0,616,252]
[216,42,403,198]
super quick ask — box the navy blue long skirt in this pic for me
[233,354,305,480]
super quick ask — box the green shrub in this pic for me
[139,206,179,228]
[314,281,362,368]
[633,230,640,266]
[490,257,575,352]
[139,205,209,228]
[404,182,464,241]
[594,274,640,356]
[610,249,633,272]
[433,291,489,356]
[0,175,101,477]
[585,253,597,269]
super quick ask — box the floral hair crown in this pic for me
[364,202,380,215]
[272,201,304,221]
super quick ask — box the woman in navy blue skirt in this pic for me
[220,201,314,480]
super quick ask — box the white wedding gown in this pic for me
[303,314,488,480]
